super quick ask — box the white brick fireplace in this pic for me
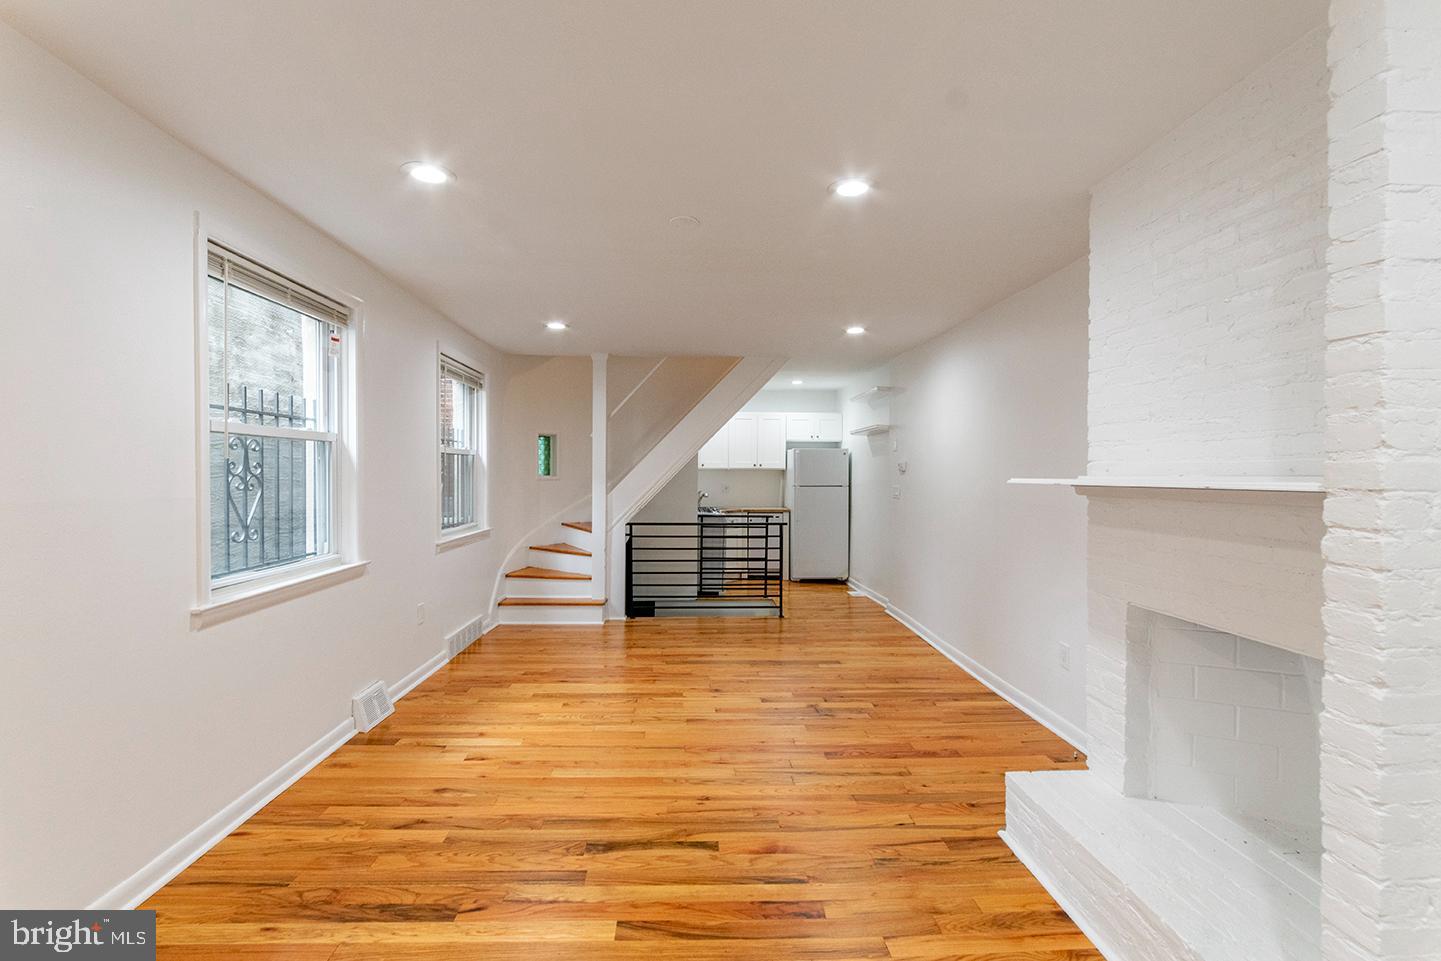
[1005,486,1328,961]
[1006,4,1441,959]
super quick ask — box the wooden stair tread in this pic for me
[506,566,591,580]
[499,596,606,607]
[562,520,592,533]
[531,542,591,556]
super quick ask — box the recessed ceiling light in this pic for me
[831,178,872,198]
[545,320,568,331]
[402,161,454,185]
[845,325,866,335]
[791,379,804,385]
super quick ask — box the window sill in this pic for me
[191,559,370,630]
[436,526,492,553]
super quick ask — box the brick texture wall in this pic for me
[1322,2,1441,958]
[1138,609,1322,834]
[1089,29,1330,478]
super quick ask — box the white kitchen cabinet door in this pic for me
[815,412,844,442]
[785,413,815,442]
[727,413,759,468]
[757,414,786,468]
[698,427,729,469]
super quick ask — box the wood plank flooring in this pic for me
[143,582,1094,960]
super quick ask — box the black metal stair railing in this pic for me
[624,518,785,617]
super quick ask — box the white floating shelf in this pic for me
[849,423,891,436]
[1008,476,1325,494]
[849,386,894,403]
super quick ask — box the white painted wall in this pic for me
[633,459,700,524]
[0,22,519,908]
[844,259,1090,743]
[743,388,841,413]
[700,469,786,509]
[494,355,593,527]
[1089,28,1329,479]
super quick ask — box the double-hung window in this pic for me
[205,242,349,587]
[439,356,485,533]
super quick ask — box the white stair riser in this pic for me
[498,605,605,625]
[560,526,594,552]
[529,548,591,574]
[503,577,593,598]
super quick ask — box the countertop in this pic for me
[698,507,789,514]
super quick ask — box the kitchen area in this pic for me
[628,383,887,616]
[625,384,889,617]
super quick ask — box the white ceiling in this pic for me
[2,0,1323,375]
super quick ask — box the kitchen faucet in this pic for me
[698,490,709,511]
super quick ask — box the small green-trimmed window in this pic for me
[537,433,556,478]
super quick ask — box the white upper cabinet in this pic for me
[697,426,729,469]
[756,414,786,468]
[699,411,844,468]
[815,412,843,442]
[785,411,844,442]
[727,413,759,468]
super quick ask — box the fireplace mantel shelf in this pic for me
[1008,475,1325,494]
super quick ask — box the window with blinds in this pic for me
[206,242,349,582]
[439,356,485,532]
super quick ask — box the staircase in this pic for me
[497,520,606,624]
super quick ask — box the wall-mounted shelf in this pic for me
[1008,476,1325,494]
[849,424,891,436]
[849,386,894,403]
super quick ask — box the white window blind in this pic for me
[207,242,350,327]
[440,356,484,391]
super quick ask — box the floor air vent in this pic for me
[352,681,394,732]
[446,615,486,658]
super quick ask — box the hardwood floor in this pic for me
[143,582,1095,960]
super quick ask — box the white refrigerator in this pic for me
[784,448,850,580]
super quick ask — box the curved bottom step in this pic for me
[498,596,607,625]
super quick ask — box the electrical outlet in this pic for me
[1058,642,1071,670]
[891,485,901,500]
[416,603,426,625]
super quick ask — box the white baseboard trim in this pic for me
[1000,828,1120,961]
[88,716,355,910]
[845,577,890,608]
[391,649,448,701]
[885,604,1088,752]
[90,641,461,911]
